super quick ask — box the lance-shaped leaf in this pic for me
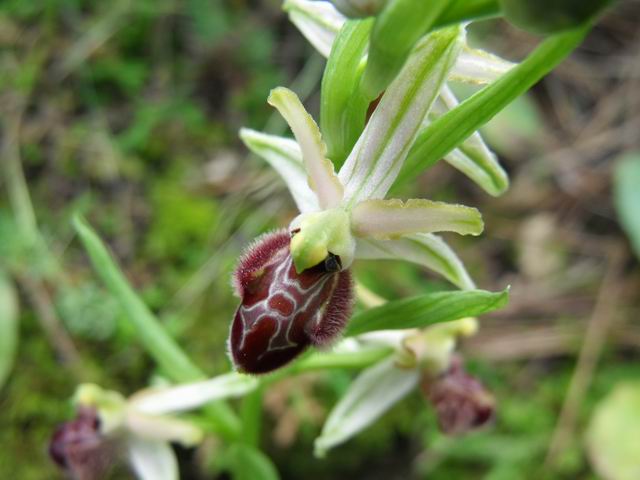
[0,270,19,390]
[355,233,475,290]
[129,373,258,416]
[351,198,483,239]
[239,128,318,213]
[361,0,452,99]
[128,437,178,480]
[450,44,516,85]
[73,215,241,439]
[268,87,344,209]
[395,25,590,187]
[346,288,509,336]
[428,86,509,196]
[284,0,346,58]
[321,18,373,167]
[339,27,463,205]
[314,357,419,456]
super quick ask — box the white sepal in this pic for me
[239,128,319,213]
[126,411,203,446]
[355,233,476,290]
[314,357,419,456]
[351,198,484,239]
[450,44,516,85]
[127,437,179,480]
[338,27,463,205]
[284,0,346,58]
[129,372,258,416]
[428,86,509,196]
[268,87,344,209]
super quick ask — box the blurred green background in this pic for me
[1,0,639,478]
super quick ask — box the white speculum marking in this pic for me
[238,254,335,356]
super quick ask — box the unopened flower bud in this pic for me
[49,407,115,479]
[230,230,353,374]
[423,356,494,435]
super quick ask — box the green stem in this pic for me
[73,215,242,440]
[395,24,590,186]
[240,388,264,447]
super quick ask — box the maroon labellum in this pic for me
[422,356,495,436]
[229,230,353,374]
[49,407,115,479]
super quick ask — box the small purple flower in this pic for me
[49,407,115,479]
[423,356,495,435]
[230,230,353,374]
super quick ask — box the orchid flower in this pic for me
[315,318,494,456]
[50,374,257,480]
[228,3,517,375]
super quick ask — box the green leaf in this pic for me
[361,0,452,99]
[228,444,280,480]
[587,382,640,480]
[0,270,19,390]
[321,18,373,167]
[613,153,640,260]
[73,214,240,439]
[395,25,589,188]
[345,288,509,336]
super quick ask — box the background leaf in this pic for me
[0,270,19,390]
[346,288,509,336]
[228,444,280,480]
[613,153,640,259]
[587,382,640,480]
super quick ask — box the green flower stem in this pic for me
[395,24,590,187]
[73,215,242,440]
[241,388,264,447]
[435,0,502,27]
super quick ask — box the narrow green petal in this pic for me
[351,198,484,239]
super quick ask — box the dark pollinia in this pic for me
[229,230,353,374]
